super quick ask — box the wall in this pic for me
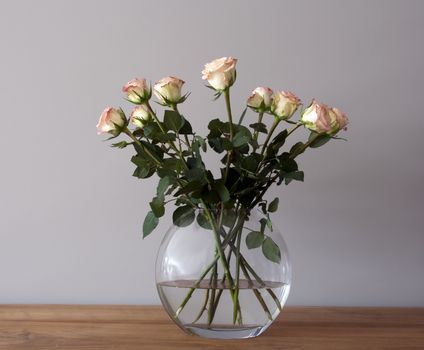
[0,0,423,306]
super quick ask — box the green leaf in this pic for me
[266,129,288,158]
[149,197,165,218]
[262,237,281,263]
[157,176,172,198]
[155,132,176,142]
[207,118,225,138]
[111,141,129,149]
[179,116,193,134]
[284,171,304,185]
[132,166,154,179]
[175,180,205,196]
[143,211,159,238]
[249,122,268,134]
[213,181,230,203]
[270,129,288,149]
[196,212,212,230]
[131,155,155,178]
[290,142,305,157]
[194,136,207,152]
[246,231,264,249]
[268,197,279,213]
[278,153,298,172]
[309,132,331,148]
[185,168,206,182]
[241,153,261,172]
[222,208,237,227]
[163,110,184,132]
[173,205,195,227]
[233,132,250,148]
[162,158,184,173]
[143,123,162,138]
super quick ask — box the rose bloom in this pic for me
[247,87,273,112]
[271,91,301,120]
[329,107,349,133]
[122,78,149,104]
[131,105,150,128]
[96,107,126,135]
[301,100,333,134]
[202,57,237,91]
[154,76,185,104]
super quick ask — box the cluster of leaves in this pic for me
[116,105,335,263]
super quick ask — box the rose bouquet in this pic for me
[97,57,348,338]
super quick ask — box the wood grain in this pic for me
[0,305,423,349]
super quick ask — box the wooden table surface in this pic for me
[0,305,423,349]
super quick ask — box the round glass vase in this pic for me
[155,207,291,339]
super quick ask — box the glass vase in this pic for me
[155,207,291,339]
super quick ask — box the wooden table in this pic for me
[0,305,423,349]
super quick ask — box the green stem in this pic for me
[193,288,210,324]
[224,89,234,141]
[233,228,242,324]
[253,112,264,149]
[286,122,302,137]
[260,118,280,157]
[201,200,234,290]
[223,89,234,183]
[123,128,162,167]
[207,262,217,325]
[146,102,188,170]
[240,262,272,321]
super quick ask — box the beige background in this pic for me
[0,0,423,306]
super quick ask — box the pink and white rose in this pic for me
[247,87,273,112]
[271,91,301,120]
[329,107,349,134]
[202,57,237,91]
[96,107,126,135]
[130,105,151,128]
[302,100,349,134]
[122,78,149,104]
[153,76,185,104]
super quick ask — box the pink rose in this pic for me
[96,107,126,135]
[247,87,273,112]
[271,91,301,120]
[153,76,185,104]
[301,100,333,133]
[130,105,150,128]
[330,107,349,133]
[202,57,237,91]
[122,78,149,104]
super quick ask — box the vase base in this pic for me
[184,323,266,339]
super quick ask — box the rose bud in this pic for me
[329,107,349,134]
[122,78,150,104]
[130,105,151,128]
[270,91,301,120]
[202,57,237,91]
[96,107,126,136]
[301,100,334,134]
[153,76,185,105]
[247,87,273,112]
